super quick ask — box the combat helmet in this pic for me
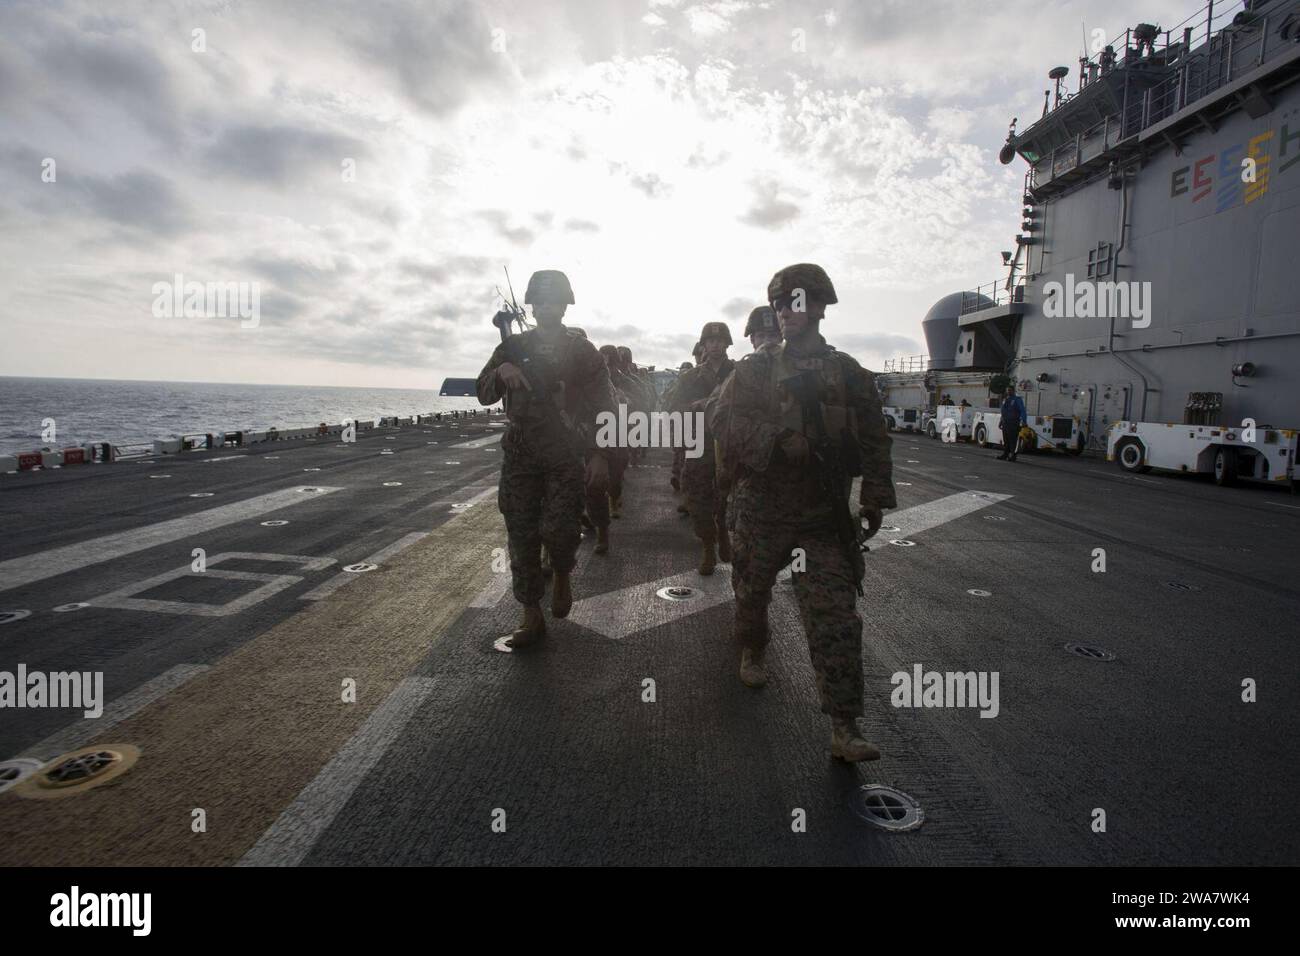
[743,305,777,336]
[524,269,575,305]
[692,341,703,360]
[699,321,733,347]
[767,263,837,306]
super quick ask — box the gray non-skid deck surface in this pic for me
[1,422,1296,865]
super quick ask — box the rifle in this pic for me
[786,370,868,596]
[492,267,530,342]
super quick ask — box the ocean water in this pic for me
[0,377,488,455]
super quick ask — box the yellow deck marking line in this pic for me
[0,500,504,866]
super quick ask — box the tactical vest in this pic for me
[769,344,860,446]
[503,329,582,442]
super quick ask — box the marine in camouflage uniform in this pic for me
[476,270,617,648]
[717,306,782,536]
[615,346,655,467]
[663,357,695,499]
[712,263,896,761]
[671,321,736,575]
[596,344,634,535]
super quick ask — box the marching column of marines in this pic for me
[478,263,895,761]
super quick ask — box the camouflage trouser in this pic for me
[731,510,864,719]
[499,428,584,605]
[607,447,628,503]
[682,448,725,541]
[671,446,685,485]
[584,449,618,529]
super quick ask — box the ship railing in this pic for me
[1042,0,1246,120]
[1029,0,1296,190]
[1136,0,1296,131]
[959,276,1027,316]
[882,355,927,374]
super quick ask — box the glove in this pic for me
[859,504,883,539]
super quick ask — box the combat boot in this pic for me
[594,526,610,555]
[551,570,573,618]
[739,648,767,688]
[716,523,732,563]
[507,605,546,649]
[609,493,622,519]
[830,717,881,762]
[698,537,717,575]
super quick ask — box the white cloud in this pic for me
[0,0,1067,384]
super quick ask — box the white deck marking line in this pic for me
[303,486,499,602]
[1265,500,1300,511]
[454,434,503,449]
[92,553,336,617]
[300,532,430,601]
[16,663,212,761]
[569,490,1013,640]
[237,676,437,867]
[0,486,343,594]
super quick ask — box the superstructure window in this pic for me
[1086,241,1114,278]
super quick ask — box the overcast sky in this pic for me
[0,0,1197,388]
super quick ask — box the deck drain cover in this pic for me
[53,603,90,613]
[147,474,170,479]
[1066,642,1116,661]
[0,758,44,794]
[189,492,214,498]
[1164,581,1202,592]
[450,503,475,511]
[967,589,992,597]
[303,467,320,472]
[880,525,901,533]
[14,745,141,799]
[299,487,322,493]
[983,515,1005,521]
[896,481,911,486]
[889,539,916,547]
[344,563,378,573]
[264,456,279,460]
[261,519,289,527]
[656,586,698,601]
[492,635,515,654]
[380,450,394,455]
[0,610,32,625]
[385,437,396,440]
[850,785,924,832]
[444,461,460,465]
[906,459,919,463]
[427,441,439,445]
[963,474,980,479]
[383,481,403,487]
